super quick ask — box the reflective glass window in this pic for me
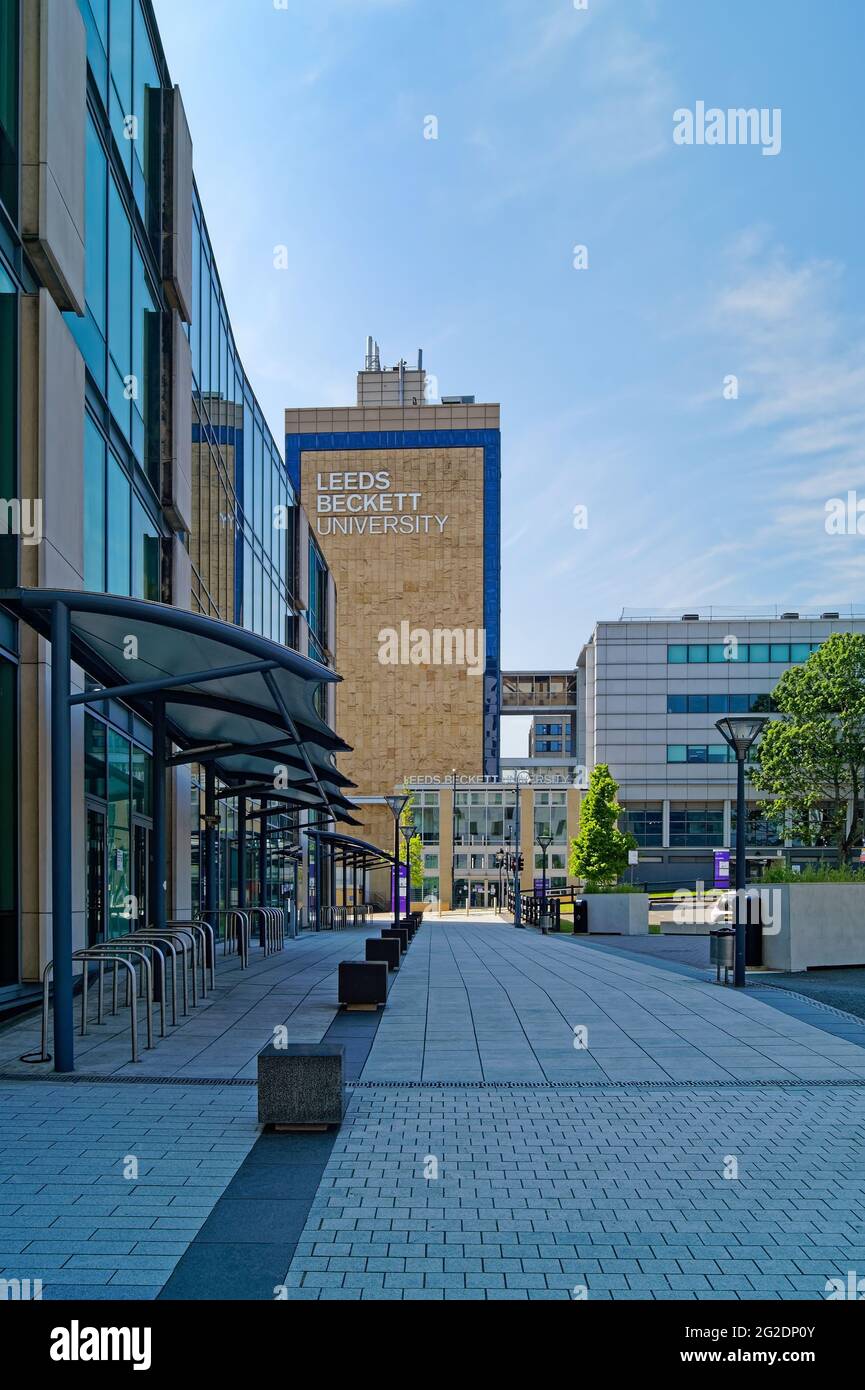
[107,452,131,595]
[84,416,107,591]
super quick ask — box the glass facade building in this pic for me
[0,0,336,994]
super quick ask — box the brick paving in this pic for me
[3,920,865,1300]
[279,1084,865,1301]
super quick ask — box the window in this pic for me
[667,694,687,713]
[667,645,688,664]
[791,643,811,663]
[670,805,724,848]
[108,176,132,438]
[84,417,107,591]
[0,654,17,984]
[623,805,662,847]
[0,263,15,588]
[688,644,708,663]
[84,714,107,799]
[770,644,790,663]
[707,644,728,663]
[132,494,160,600]
[668,744,734,764]
[687,694,708,713]
[749,643,769,663]
[0,0,19,221]
[107,452,131,595]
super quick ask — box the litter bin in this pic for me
[745,895,763,967]
[573,899,588,934]
[709,927,735,984]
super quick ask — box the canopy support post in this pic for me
[204,764,217,965]
[150,696,167,935]
[51,601,74,1072]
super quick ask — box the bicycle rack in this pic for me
[123,928,192,1025]
[78,941,160,1045]
[223,910,250,968]
[166,919,214,998]
[40,951,141,1065]
[247,907,280,957]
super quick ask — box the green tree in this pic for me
[400,790,424,892]
[568,764,636,889]
[749,632,865,856]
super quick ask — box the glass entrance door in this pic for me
[85,805,107,946]
[132,821,150,928]
[469,881,486,908]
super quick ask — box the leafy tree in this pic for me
[749,633,865,856]
[400,790,424,891]
[568,764,637,890]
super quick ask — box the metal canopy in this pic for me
[309,828,396,868]
[0,588,353,812]
[0,588,360,1073]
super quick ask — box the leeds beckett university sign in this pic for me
[315,471,449,537]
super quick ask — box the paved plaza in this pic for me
[2,921,865,1300]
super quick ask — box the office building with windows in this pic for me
[0,0,339,1006]
[403,776,579,911]
[578,609,865,887]
[287,343,501,860]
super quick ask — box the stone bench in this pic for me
[257,1042,344,1131]
[338,959,388,1011]
[381,926,409,955]
[366,937,400,971]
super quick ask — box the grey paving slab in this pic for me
[360,922,865,1083]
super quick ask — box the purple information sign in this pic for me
[713,849,731,890]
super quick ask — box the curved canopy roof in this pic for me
[309,828,395,867]
[1,588,356,820]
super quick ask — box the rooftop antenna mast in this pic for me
[364,336,381,371]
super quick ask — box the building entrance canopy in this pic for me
[0,588,359,1072]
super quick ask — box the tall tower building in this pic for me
[286,343,501,854]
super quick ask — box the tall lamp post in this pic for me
[384,793,409,930]
[400,817,419,919]
[536,832,553,906]
[715,715,768,987]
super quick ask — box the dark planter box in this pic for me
[339,959,388,1008]
[257,1042,344,1129]
[366,937,400,971]
[382,926,409,954]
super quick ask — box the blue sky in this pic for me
[153,0,865,680]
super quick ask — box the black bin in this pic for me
[572,899,588,934]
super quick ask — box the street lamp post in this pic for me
[400,817,419,920]
[513,774,526,928]
[715,715,768,988]
[384,793,410,930]
[536,831,553,907]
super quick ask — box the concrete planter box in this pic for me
[585,893,650,936]
[761,885,865,973]
[366,937,400,971]
[338,960,388,1009]
[381,926,408,954]
[258,1043,344,1130]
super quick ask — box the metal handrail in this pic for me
[40,952,140,1065]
